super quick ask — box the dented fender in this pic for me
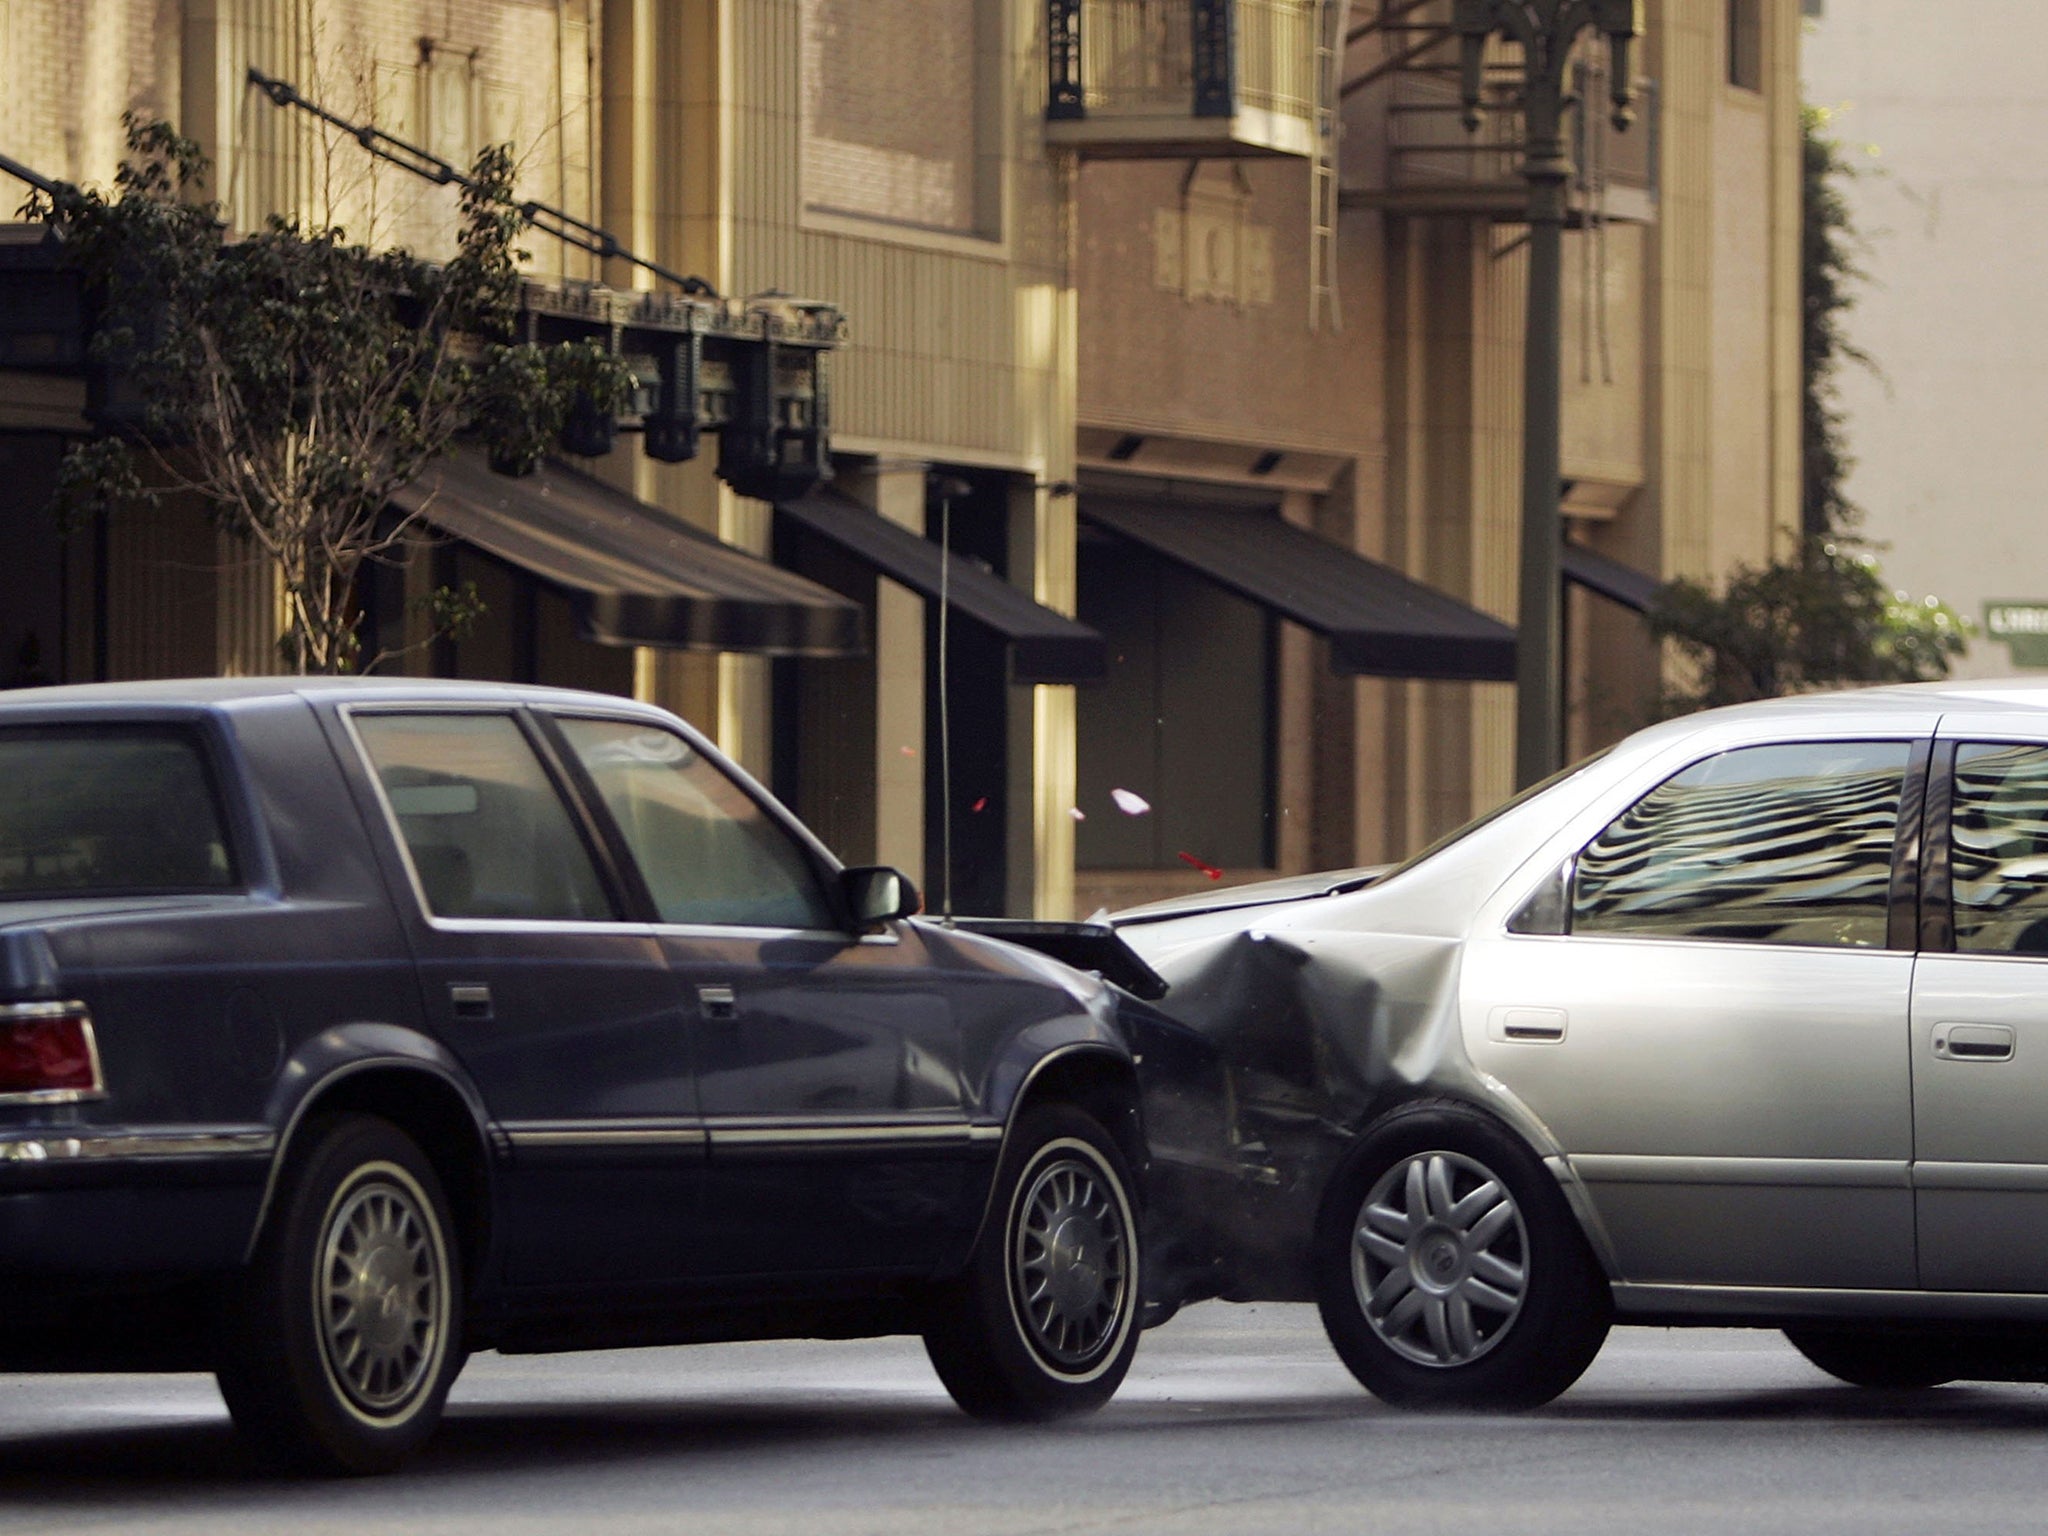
[1115,917,1594,1299]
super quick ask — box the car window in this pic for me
[0,727,236,897]
[354,713,614,922]
[1572,740,1910,949]
[1951,742,2048,954]
[555,717,838,930]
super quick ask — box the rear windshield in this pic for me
[0,728,238,897]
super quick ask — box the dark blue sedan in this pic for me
[0,679,1224,1473]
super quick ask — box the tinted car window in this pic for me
[1952,742,2048,954]
[1573,740,1909,948]
[354,713,614,921]
[556,717,837,930]
[0,727,236,896]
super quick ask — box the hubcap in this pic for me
[317,1168,443,1415]
[1012,1151,1129,1370]
[1351,1150,1528,1369]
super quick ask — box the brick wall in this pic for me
[800,0,981,234]
[0,0,175,190]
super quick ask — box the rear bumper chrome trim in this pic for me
[0,1129,274,1164]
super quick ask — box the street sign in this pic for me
[1984,602,2048,667]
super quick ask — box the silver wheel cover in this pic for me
[1351,1149,1529,1369]
[313,1161,449,1421]
[1008,1142,1132,1374]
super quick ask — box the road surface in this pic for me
[5,1303,2045,1534]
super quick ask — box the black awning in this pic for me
[1079,499,1517,683]
[1562,540,1661,613]
[774,488,1107,685]
[393,451,865,656]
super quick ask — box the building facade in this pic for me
[0,0,1804,918]
[1803,0,2040,681]
[1065,0,1802,910]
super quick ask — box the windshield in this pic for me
[1376,748,1613,886]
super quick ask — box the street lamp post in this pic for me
[1452,0,1641,787]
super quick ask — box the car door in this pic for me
[343,707,701,1288]
[1910,721,2048,1291]
[545,712,972,1280]
[1461,735,1926,1290]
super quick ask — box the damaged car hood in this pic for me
[1111,867,1388,927]
[1107,742,1642,1159]
[1111,897,1499,1142]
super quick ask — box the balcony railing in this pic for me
[1046,0,1322,159]
[1376,64,1657,222]
[1343,21,1660,226]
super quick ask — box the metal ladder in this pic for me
[1308,0,1349,332]
[1311,0,1469,331]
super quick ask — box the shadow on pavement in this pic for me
[0,1393,994,1493]
[1549,1380,2048,1428]
[6,1378,2048,1493]
[0,1416,264,1487]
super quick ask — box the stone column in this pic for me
[842,463,928,887]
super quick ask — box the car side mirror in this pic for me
[841,866,921,927]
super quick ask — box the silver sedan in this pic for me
[1115,679,2048,1405]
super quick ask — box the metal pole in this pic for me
[938,490,955,926]
[1457,0,1638,785]
[1515,35,1571,788]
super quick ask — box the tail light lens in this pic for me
[0,1003,105,1102]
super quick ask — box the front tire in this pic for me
[216,1114,463,1474]
[1784,1328,1956,1389]
[1314,1102,1610,1409]
[924,1104,1142,1421]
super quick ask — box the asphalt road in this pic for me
[8,1304,2048,1535]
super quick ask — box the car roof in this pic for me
[0,676,666,714]
[1607,676,2048,752]
[1740,677,2048,712]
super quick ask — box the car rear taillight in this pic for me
[0,1003,104,1102]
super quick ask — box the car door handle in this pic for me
[449,983,494,1023]
[1933,1024,2016,1061]
[1488,1006,1567,1043]
[697,985,739,1023]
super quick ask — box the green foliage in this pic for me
[419,580,488,644]
[1650,538,1968,712]
[471,339,639,477]
[51,435,143,534]
[24,117,638,674]
[1646,105,1968,713]
[1801,104,1873,538]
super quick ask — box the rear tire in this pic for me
[924,1104,1142,1421]
[1314,1102,1611,1409]
[1784,1328,1955,1390]
[216,1114,464,1474]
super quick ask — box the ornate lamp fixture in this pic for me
[1452,0,1643,786]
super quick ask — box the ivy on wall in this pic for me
[1646,104,1966,713]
